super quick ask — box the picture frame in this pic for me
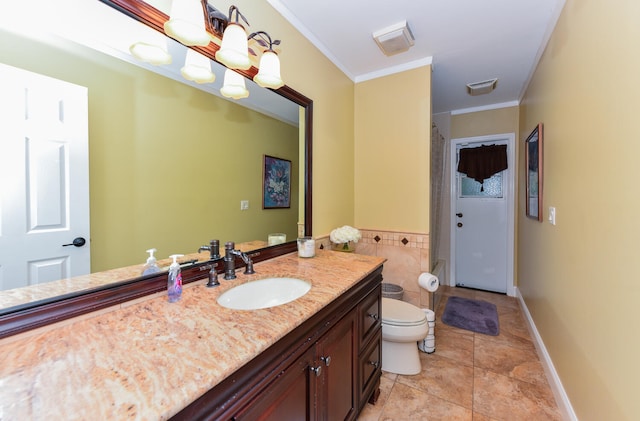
[525,123,543,221]
[263,155,291,209]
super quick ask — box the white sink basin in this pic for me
[217,277,311,310]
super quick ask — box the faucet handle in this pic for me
[206,266,220,287]
[244,260,255,275]
[210,239,220,259]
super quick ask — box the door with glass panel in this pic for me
[451,136,514,294]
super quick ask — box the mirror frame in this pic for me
[525,123,542,221]
[0,0,313,338]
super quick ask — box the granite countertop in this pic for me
[0,250,385,420]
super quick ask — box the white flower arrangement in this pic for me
[330,225,362,244]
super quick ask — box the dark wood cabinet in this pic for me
[317,311,357,421]
[233,346,316,421]
[171,266,383,421]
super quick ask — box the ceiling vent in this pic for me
[373,21,415,56]
[466,78,498,96]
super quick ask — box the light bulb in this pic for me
[215,23,251,70]
[220,69,249,99]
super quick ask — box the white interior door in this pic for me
[450,135,514,294]
[0,63,90,291]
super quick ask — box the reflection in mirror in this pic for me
[0,0,312,320]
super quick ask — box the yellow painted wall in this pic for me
[354,67,431,232]
[451,106,518,139]
[518,1,640,419]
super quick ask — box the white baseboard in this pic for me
[515,287,578,421]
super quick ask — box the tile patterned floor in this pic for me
[357,286,563,421]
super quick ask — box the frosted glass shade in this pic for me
[220,69,249,99]
[215,23,251,70]
[164,0,210,47]
[129,41,172,65]
[180,49,215,83]
[254,50,284,89]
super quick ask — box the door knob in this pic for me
[62,237,86,247]
[456,213,463,217]
[457,223,463,228]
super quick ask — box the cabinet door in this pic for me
[358,328,382,406]
[233,346,316,421]
[316,311,357,421]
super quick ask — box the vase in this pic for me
[332,241,356,252]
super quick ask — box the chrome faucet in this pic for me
[224,241,255,280]
[198,239,221,260]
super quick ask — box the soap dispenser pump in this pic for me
[142,248,161,276]
[167,254,184,303]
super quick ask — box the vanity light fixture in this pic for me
[220,68,249,99]
[129,1,285,97]
[164,0,211,46]
[180,48,216,83]
[215,6,251,70]
[250,31,284,89]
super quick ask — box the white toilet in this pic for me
[381,297,429,375]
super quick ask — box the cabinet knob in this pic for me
[368,313,379,321]
[369,360,380,369]
[310,365,322,377]
[320,355,331,366]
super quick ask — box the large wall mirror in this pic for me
[0,0,312,337]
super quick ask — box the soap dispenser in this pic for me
[141,248,161,276]
[167,254,184,303]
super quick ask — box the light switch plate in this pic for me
[240,200,249,210]
[548,207,556,225]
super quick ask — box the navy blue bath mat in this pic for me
[442,296,499,336]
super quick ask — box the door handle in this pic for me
[457,223,463,228]
[456,213,463,217]
[62,237,86,247]
[320,355,331,366]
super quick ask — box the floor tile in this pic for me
[474,335,548,388]
[396,353,474,409]
[430,328,474,367]
[473,367,563,420]
[378,382,472,421]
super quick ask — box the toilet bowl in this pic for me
[381,297,429,375]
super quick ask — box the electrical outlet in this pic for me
[548,206,556,225]
[240,200,249,210]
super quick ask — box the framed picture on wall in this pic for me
[263,155,291,209]
[525,123,543,221]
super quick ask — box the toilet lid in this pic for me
[382,297,427,326]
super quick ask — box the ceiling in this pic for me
[267,0,566,115]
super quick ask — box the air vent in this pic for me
[466,78,498,96]
[373,21,415,56]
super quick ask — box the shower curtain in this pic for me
[430,122,447,267]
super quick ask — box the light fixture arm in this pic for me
[248,30,281,52]
[228,5,249,27]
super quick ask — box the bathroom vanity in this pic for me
[0,250,384,420]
